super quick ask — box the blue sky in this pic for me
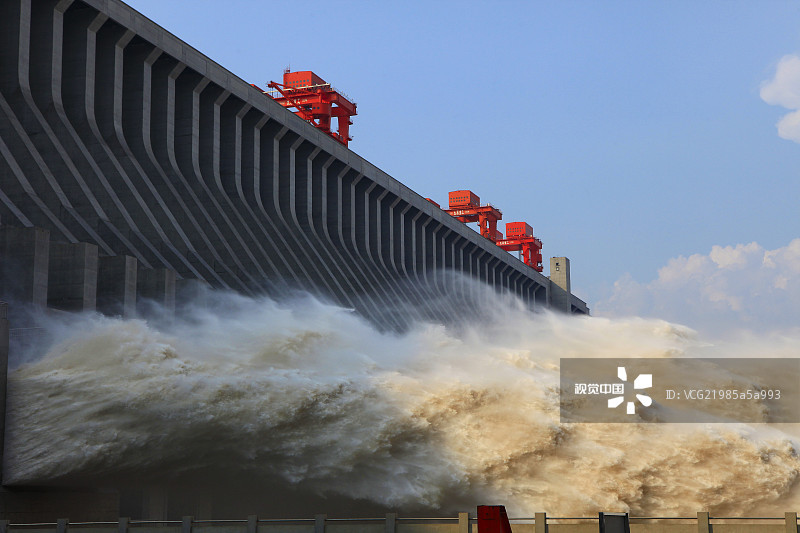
[124,0,800,327]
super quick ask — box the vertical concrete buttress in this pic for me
[0,0,588,333]
[0,301,8,483]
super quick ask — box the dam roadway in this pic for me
[0,0,588,328]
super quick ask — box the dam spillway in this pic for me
[0,0,588,328]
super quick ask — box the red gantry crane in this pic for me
[444,190,503,242]
[496,222,543,272]
[440,190,543,272]
[254,69,357,146]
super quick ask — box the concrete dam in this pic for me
[0,0,587,328]
[6,1,800,527]
[0,0,591,522]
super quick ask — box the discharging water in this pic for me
[4,289,800,516]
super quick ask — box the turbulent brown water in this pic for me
[4,290,800,516]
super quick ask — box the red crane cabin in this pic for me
[266,70,357,147]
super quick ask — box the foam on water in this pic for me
[4,290,800,516]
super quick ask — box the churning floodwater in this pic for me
[4,288,800,516]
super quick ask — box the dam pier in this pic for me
[0,0,587,328]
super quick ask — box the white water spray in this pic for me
[4,289,800,516]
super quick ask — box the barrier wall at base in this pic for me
[0,513,796,533]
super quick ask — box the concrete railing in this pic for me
[0,513,797,533]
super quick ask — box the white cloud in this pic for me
[761,55,800,108]
[776,109,800,143]
[761,55,800,143]
[595,239,800,335]
[708,241,760,269]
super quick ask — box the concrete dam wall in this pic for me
[0,0,588,327]
[0,0,589,520]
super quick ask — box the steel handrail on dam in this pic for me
[0,0,589,330]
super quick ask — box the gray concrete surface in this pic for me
[548,257,588,315]
[47,241,98,312]
[0,302,7,483]
[97,254,137,317]
[137,267,176,314]
[0,226,50,309]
